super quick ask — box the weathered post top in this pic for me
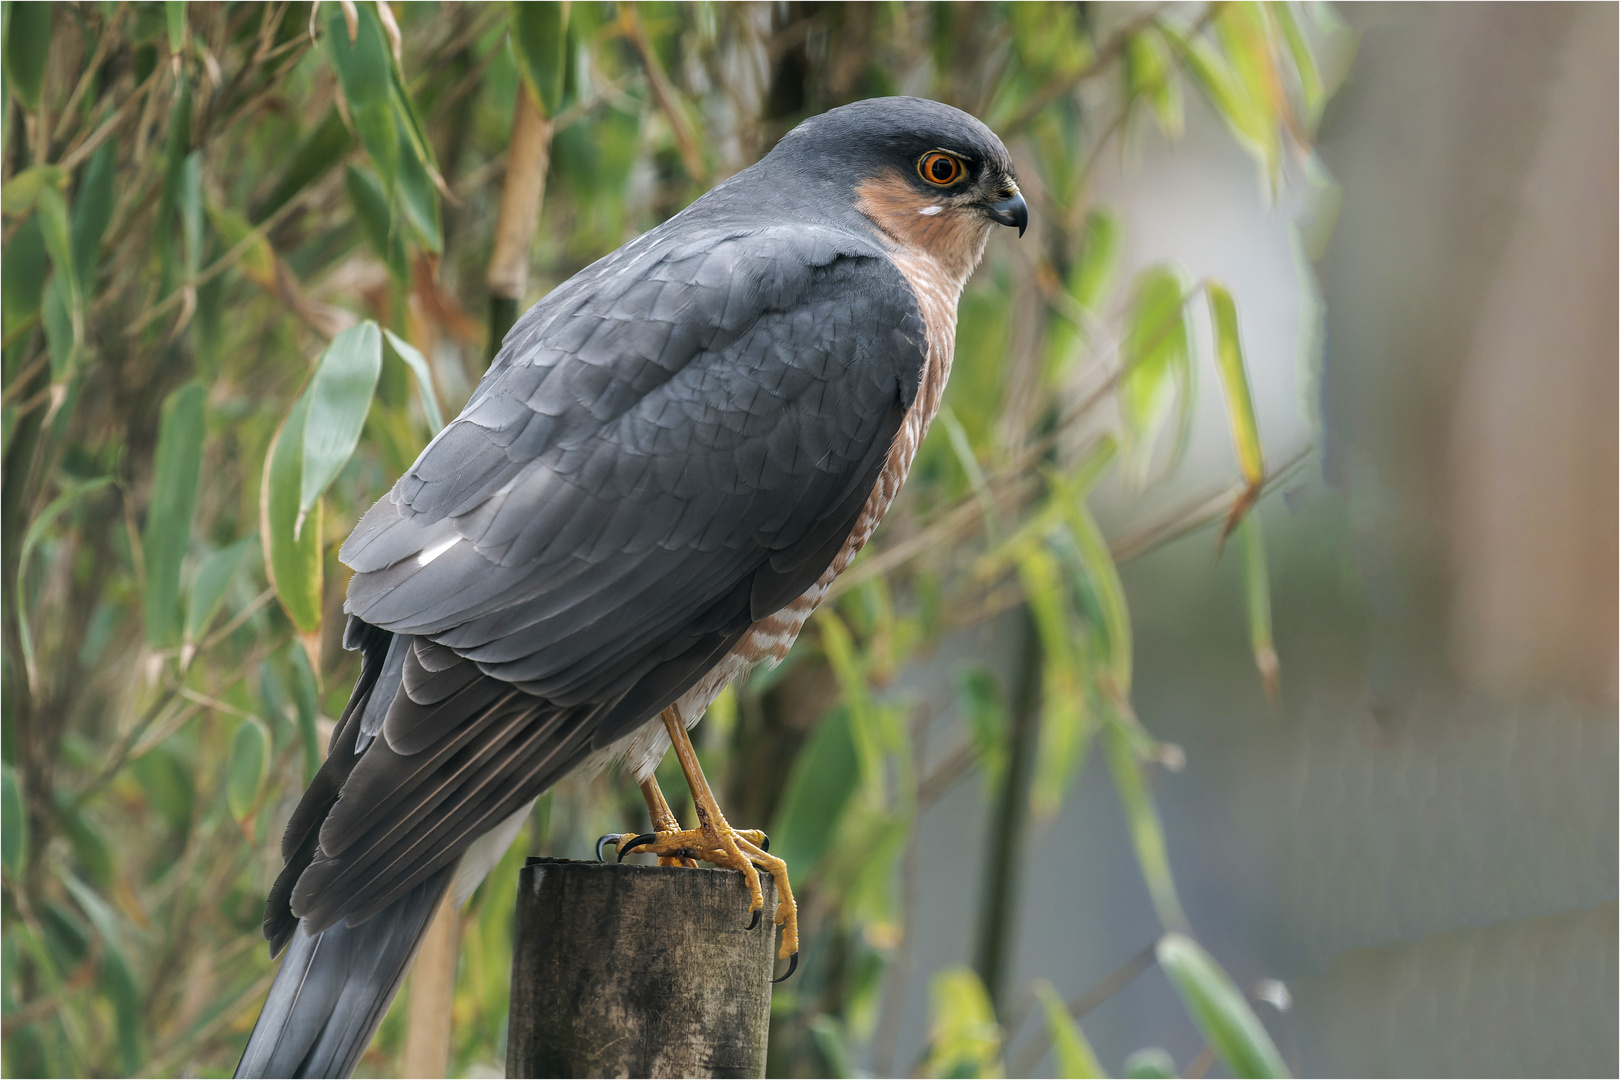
[507,858,779,1079]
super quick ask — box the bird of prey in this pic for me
[235,96,1025,1078]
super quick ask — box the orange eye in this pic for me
[918,151,964,187]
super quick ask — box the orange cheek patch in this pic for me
[854,172,982,259]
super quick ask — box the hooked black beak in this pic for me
[987,190,1028,237]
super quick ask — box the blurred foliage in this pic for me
[0,2,1346,1076]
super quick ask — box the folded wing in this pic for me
[271,220,927,939]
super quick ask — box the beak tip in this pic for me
[989,192,1029,237]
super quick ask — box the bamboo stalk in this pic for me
[972,607,1042,1015]
[485,85,554,363]
[401,891,461,1078]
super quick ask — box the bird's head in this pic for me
[762,97,1026,278]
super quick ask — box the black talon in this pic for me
[596,834,619,863]
[746,909,761,931]
[758,833,770,853]
[617,833,657,862]
[772,952,799,983]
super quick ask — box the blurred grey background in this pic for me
[872,4,1619,1076]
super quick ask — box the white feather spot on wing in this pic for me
[416,535,461,567]
[918,205,943,216]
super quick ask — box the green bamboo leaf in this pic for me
[1216,3,1276,72]
[55,796,113,887]
[1216,3,1287,147]
[1209,281,1265,545]
[1208,282,1264,489]
[1103,717,1186,930]
[0,164,67,215]
[819,612,884,791]
[21,908,73,990]
[15,475,112,685]
[71,143,116,294]
[61,872,142,1072]
[386,56,447,228]
[1061,497,1131,697]
[4,1,50,111]
[345,163,406,280]
[1124,1048,1178,1078]
[205,200,276,284]
[1156,933,1290,1078]
[35,185,81,338]
[15,912,69,992]
[383,329,445,433]
[1239,514,1280,707]
[286,640,322,780]
[2,214,46,334]
[226,716,270,823]
[132,747,193,833]
[1035,980,1104,1079]
[1020,545,1089,819]
[939,404,998,539]
[394,116,442,252]
[257,658,290,744]
[42,274,74,380]
[184,535,257,644]
[926,967,1001,1079]
[1119,266,1191,484]
[1126,28,1184,138]
[165,1,186,54]
[180,150,204,278]
[157,75,192,299]
[770,706,859,880]
[2,763,26,877]
[1069,209,1121,314]
[1170,21,1277,176]
[387,49,439,166]
[1268,1,1323,130]
[142,381,206,647]
[325,2,398,192]
[298,320,382,531]
[261,393,323,634]
[510,2,570,116]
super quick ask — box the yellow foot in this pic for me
[611,825,798,962]
[596,708,800,969]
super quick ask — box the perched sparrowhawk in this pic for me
[236,96,1025,1079]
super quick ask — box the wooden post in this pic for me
[507,859,778,1079]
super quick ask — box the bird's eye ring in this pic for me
[917,151,964,187]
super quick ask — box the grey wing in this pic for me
[342,223,924,713]
[266,224,928,940]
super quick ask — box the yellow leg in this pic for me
[636,776,698,868]
[613,706,799,961]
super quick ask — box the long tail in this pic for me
[234,864,454,1079]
